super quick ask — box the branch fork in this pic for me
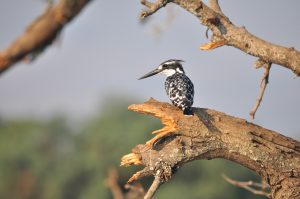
[223,174,271,198]
[140,0,170,19]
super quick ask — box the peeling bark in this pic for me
[121,99,300,199]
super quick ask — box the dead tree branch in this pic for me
[250,61,272,119]
[222,174,271,198]
[140,0,168,19]
[105,168,124,199]
[0,0,92,74]
[208,0,223,15]
[139,0,300,76]
[144,174,162,199]
[121,99,300,199]
[105,167,145,199]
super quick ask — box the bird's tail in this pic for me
[183,107,193,116]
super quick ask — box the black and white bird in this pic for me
[139,59,194,115]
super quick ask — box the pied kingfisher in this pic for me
[139,59,194,115]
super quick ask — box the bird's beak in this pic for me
[138,68,162,80]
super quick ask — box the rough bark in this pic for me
[176,0,300,75]
[0,0,92,74]
[121,99,300,199]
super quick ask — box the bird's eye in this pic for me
[162,64,167,68]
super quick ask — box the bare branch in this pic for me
[124,184,146,199]
[140,0,169,19]
[209,0,223,14]
[140,0,300,76]
[0,0,92,74]
[105,167,146,199]
[121,99,300,199]
[222,174,271,198]
[127,167,152,184]
[250,62,272,119]
[105,168,124,199]
[144,174,162,199]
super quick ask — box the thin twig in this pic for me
[127,167,152,184]
[144,174,162,199]
[124,183,146,195]
[249,62,272,119]
[140,0,169,19]
[222,174,271,198]
[104,168,124,199]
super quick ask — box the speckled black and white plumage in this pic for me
[165,73,194,115]
[139,59,194,115]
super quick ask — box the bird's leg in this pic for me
[183,107,194,115]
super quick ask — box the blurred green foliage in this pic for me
[0,98,266,199]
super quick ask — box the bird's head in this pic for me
[139,59,185,80]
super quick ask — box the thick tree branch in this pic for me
[0,0,92,74]
[121,99,300,199]
[139,0,300,76]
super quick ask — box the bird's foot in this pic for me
[183,108,194,116]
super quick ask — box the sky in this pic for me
[0,0,299,137]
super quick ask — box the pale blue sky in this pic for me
[0,0,299,137]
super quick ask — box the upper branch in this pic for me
[140,0,300,76]
[140,0,169,18]
[208,0,223,15]
[0,0,92,74]
[121,99,300,199]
